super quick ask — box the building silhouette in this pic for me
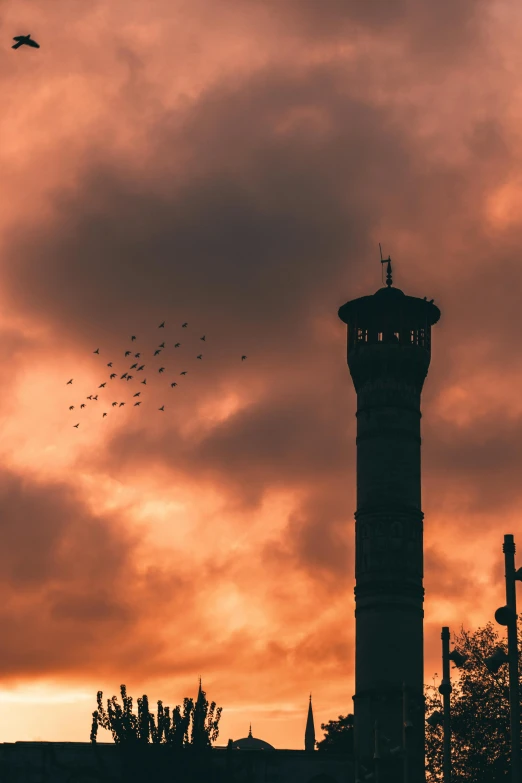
[0,259,439,782]
[338,256,440,782]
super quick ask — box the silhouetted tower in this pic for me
[305,693,316,751]
[338,256,440,782]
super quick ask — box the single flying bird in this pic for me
[110,373,117,379]
[196,354,202,360]
[73,423,79,428]
[182,322,188,328]
[241,355,247,361]
[87,395,93,400]
[131,335,136,341]
[93,348,100,354]
[154,349,161,356]
[174,343,180,348]
[119,402,125,407]
[158,367,165,373]
[134,353,141,358]
[99,382,106,388]
[107,362,113,367]
[134,401,141,407]
[158,342,165,349]
[158,405,165,411]
[180,371,187,375]
[93,395,98,400]
[67,379,73,385]
[12,34,40,50]
[121,373,128,379]
[126,375,133,381]
[125,350,131,357]
[159,321,165,328]
[171,382,177,388]
[102,412,107,417]
[200,336,205,341]
[80,403,86,409]
[69,405,74,410]
[141,379,147,384]
[137,365,145,371]
[133,392,141,397]
[130,363,138,369]
[112,402,118,407]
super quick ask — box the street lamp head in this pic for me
[495,605,516,627]
[448,648,469,668]
[485,647,509,673]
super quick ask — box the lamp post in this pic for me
[426,628,468,783]
[489,534,522,783]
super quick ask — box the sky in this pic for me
[0,0,521,750]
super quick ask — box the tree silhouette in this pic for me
[90,683,222,749]
[425,621,522,783]
[316,713,354,753]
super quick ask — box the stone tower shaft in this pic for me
[338,275,440,782]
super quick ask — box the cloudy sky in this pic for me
[0,0,520,749]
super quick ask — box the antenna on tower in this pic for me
[379,244,393,287]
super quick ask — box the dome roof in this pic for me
[231,724,275,750]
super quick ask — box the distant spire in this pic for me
[379,243,393,287]
[248,723,253,738]
[305,693,316,751]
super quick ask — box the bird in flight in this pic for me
[159,406,165,411]
[107,362,113,367]
[80,404,86,409]
[94,349,100,354]
[131,336,136,341]
[93,395,98,400]
[158,367,165,373]
[73,423,79,428]
[200,336,206,341]
[154,349,161,356]
[133,392,141,397]
[196,354,202,360]
[99,382,106,388]
[137,365,145,371]
[241,355,247,361]
[102,412,107,417]
[112,402,118,407]
[174,343,180,348]
[141,379,147,385]
[158,342,165,349]
[87,395,93,400]
[110,373,117,379]
[125,351,131,357]
[134,401,142,407]
[130,363,138,369]
[67,379,73,385]
[134,353,141,358]
[171,382,177,388]
[159,321,165,328]
[119,402,125,407]
[182,322,188,328]
[121,373,128,379]
[180,371,187,375]
[126,375,133,381]
[69,405,74,411]
[12,34,40,49]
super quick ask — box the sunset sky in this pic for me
[0,0,521,750]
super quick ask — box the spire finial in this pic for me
[248,723,252,737]
[379,243,393,287]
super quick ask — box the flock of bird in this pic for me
[66,321,247,428]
